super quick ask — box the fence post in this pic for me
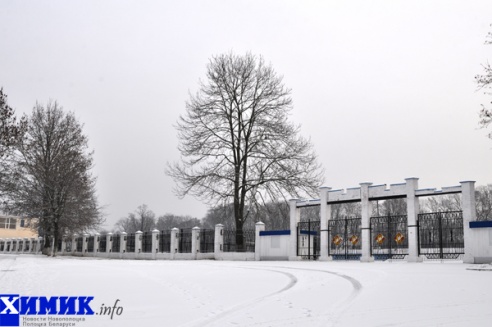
[461,181,477,264]
[192,227,200,259]
[360,182,374,262]
[152,229,159,259]
[106,233,113,255]
[406,178,423,262]
[255,221,265,261]
[37,237,43,254]
[170,228,179,260]
[60,236,66,254]
[289,199,300,260]
[120,232,127,255]
[215,224,224,260]
[82,234,88,255]
[319,187,332,261]
[135,231,143,254]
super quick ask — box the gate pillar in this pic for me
[461,181,477,264]
[406,178,423,262]
[289,199,301,260]
[360,182,374,262]
[319,187,332,261]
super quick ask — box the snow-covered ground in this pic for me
[1,254,491,327]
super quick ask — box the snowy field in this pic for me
[1,254,492,327]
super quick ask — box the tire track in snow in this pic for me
[183,267,298,327]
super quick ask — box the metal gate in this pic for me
[297,220,320,260]
[328,218,362,260]
[370,215,408,260]
[418,211,464,259]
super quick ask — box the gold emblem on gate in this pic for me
[349,235,359,245]
[394,232,405,245]
[375,233,385,245]
[332,235,343,246]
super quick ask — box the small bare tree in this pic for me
[167,52,324,249]
[114,204,156,233]
[476,28,492,139]
[2,102,103,254]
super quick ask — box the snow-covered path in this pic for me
[1,254,491,326]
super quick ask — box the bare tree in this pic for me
[475,27,492,139]
[166,52,324,249]
[476,184,492,221]
[155,213,201,231]
[114,204,156,233]
[421,194,461,213]
[1,102,103,254]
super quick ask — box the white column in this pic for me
[135,231,143,254]
[170,228,179,260]
[152,229,159,259]
[120,232,127,254]
[106,233,113,254]
[319,187,332,261]
[214,224,224,260]
[82,234,89,255]
[192,227,200,259]
[360,182,374,262]
[94,233,100,255]
[406,177,423,262]
[289,199,301,260]
[255,221,265,261]
[461,181,477,264]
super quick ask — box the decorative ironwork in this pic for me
[179,229,192,253]
[223,229,255,252]
[65,240,72,252]
[76,237,83,252]
[142,232,153,253]
[200,229,215,253]
[112,234,120,252]
[99,235,107,252]
[87,236,94,252]
[159,230,171,253]
[328,218,362,260]
[126,233,135,252]
[418,211,464,259]
[370,215,408,260]
[297,220,320,260]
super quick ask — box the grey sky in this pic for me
[1,1,491,229]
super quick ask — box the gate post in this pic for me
[289,199,301,260]
[461,181,477,264]
[214,224,224,260]
[360,182,374,262]
[406,177,423,262]
[319,187,332,261]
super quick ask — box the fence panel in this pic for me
[99,235,107,252]
[159,230,171,253]
[223,229,255,252]
[142,232,153,253]
[328,218,362,260]
[418,211,464,259]
[112,235,120,252]
[179,229,192,253]
[370,215,408,260]
[126,234,135,253]
[199,229,215,253]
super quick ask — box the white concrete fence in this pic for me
[0,237,43,254]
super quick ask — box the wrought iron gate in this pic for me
[297,220,320,260]
[370,215,408,260]
[328,218,362,260]
[418,211,464,259]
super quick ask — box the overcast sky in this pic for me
[1,0,492,229]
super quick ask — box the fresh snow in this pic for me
[1,254,492,326]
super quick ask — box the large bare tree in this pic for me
[476,28,492,139]
[2,102,103,254]
[166,52,324,249]
[114,204,156,233]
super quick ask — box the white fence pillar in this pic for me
[152,229,159,259]
[319,187,332,261]
[462,181,477,263]
[120,232,127,254]
[94,233,100,255]
[135,231,143,254]
[255,221,265,261]
[106,233,113,254]
[214,224,224,260]
[170,228,179,259]
[360,182,374,262]
[289,199,301,260]
[406,178,423,262]
[82,234,89,255]
[192,227,200,259]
